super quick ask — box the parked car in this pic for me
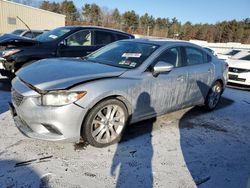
[203,47,230,61]
[214,49,242,61]
[0,26,134,77]
[11,29,46,38]
[10,39,228,147]
[224,49,241,56]
[229,50,250,60]
[227,54,250,87]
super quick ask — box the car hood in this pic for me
[227,59,250,69]
[0,34,37,46]
[16,58,126,91]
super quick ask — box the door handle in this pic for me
[177,75,184,81]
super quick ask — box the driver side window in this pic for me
[67,30,92,46]
[156,47,182,67]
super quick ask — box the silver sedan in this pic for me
[10,39,228,147]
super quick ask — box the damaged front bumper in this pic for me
[0,57,14,77]
[10,77,88,142]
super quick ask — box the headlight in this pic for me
[40,91,86,106]
[2,49,21,58]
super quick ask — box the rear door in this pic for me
[183,46,214,105]
[58,29,97,57]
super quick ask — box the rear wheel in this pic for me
[205,81,222,110]
[82,99,128,147]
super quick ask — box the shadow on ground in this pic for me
[110,92,155,188]
[179,96,250,187]
[0,160,48,187]
[227,83,250,91]
[0,78,11,91]
[0,78,11,114]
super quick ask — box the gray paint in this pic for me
[11,39,228,142]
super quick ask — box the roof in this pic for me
[61,26,134,36]
[122,38,195,46]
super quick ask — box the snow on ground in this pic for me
[0,76,249,188]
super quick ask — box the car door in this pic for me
[57,29,97,57]
[143,46,189,115]
[183,46,214,105]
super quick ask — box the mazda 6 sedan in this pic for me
[10,39,228,147]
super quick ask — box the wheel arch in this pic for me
[213,78,225,92]
[80,94,132,138]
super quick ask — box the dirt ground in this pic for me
[0,76,250,188]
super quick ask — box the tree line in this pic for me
[8,0,250,43]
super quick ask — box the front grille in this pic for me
[12,89,24,106]
[228,74,246,82]
[229,67,250,73]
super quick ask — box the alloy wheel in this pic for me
[91,104,125,144]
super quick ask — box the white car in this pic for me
[230,50,250,60]
[217,50,249,61]
[227,54,250,86]
[203,47,228,61]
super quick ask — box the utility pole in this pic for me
[147,26,150,36]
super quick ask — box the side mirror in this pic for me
[152,61,174,77]
[59,39,67,47]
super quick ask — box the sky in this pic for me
[52,0,250,24]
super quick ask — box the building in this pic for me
[0,0,65,34]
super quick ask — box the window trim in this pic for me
[62,29,94,47]
[183,46,208,66]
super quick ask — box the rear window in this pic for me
[240,54,250,60]
[95,31,131,45]
[95,31,114,45]
[185,47,205,65]
[115,33,131,40]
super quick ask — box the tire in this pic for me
[82,99,128,147]
[204,81,222,110]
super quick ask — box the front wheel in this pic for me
[204,81,222,110]
[82,99,128,147]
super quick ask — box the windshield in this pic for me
[86,41,159,69]
[36,27,72,42]
[226,50,240,56]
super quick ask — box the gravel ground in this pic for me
[0,76,250,188]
